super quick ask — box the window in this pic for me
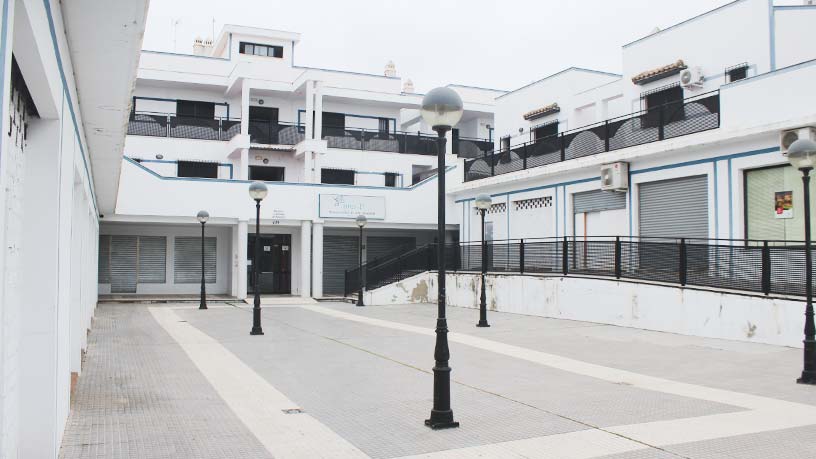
[239,42,283,58]
[727,65,748,83]
[500,136,511,152]
[176,100,215,119]
[642,84,683,127]
[249,166,285,182]
[321,169,355,185]
[177,161,218,178]
[384,172,398,187]
[745,165,815,241]
[249,106,279,122]
[533,122,558,141]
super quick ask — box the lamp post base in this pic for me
[476,321,490,327]
[797,370,816,385]
[424,413,460,430]
[250,328,264,336]
[199,303,207,310]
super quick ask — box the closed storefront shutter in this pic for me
[110,235,137,293]
[323,235,359,294]
[639,175,708,239]
[98,235,111,283]
[366,236,415,265]
[138,236,167,283]
[573,190,626,214]
[174,236,217,284]
[745,165,815,241]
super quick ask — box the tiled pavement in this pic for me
[60,302,816,458]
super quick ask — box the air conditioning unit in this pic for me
[679,67,704,89]
[601,162,629,191]
[250,97,266,105]
[780,127,816,155]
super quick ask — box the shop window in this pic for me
[177,161,218,178]
[321,169,355,185]
[249,166,285,182]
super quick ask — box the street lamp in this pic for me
[474,194,492,327]
[248,181,268,336]
[197,210,209,310]
[356,214,367,307]
[788,138,816,385]
[420,86,463,430]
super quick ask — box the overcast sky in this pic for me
[143,0,733,93]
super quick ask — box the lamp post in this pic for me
[420,86,463,430]
[197,210,209,310]
[356,214,367,307]
[788,138,816,385]
[248,181,268,336]
[474,194,492,327]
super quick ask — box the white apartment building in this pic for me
[0,0,148,456]
[105,25,500,299]
[454,0,816,249]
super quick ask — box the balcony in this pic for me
[464,91,720,182]
[248,120,304,145]
[453,136,493,159]
[128,112,241,141]
[321,126,440,156]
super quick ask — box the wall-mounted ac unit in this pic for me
[250,97,265,105]
[780,127,816,155]
[601,162,629,191]
[679,67,704,89]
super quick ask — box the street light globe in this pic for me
[248,181,268,201]
[420,87,464,131]
[474,194,492,210]
[787,139,816,170]
[196,210,209,223]
[356,214,368,228]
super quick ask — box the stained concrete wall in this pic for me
[365,271,805,348]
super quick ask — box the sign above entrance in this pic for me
[319,194,386,220]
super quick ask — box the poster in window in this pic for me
[774,191,793,219]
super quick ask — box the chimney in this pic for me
[402,78,414,94]
[203,37,214,56]
[193,36,205,56]
[384,60,396,77]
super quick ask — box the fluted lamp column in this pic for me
[197,210,209,310]
[474,194,492,327]
[248,181,268,336]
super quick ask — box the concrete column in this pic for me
[303,151,314,183]
[240,84,250,136]
[311,221,324,298]
[236,221,248,299]
[239,148,249,180]
[313,81,324,140]
[300,220,312,298]
[305,81,315,140]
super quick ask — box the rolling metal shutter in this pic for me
[366,236,416,265]
[110,235,137,293]
[174,236,216,284]
[573,190,626,213]
[138,236,167,283]
[639,175,708,239]
[98,235,111,283]
[323,235,359,294]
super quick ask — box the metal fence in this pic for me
[128,112,242,141]
[248,120,304,145]
[454,136,493,159]
[345,236,813,299]
[322,126,441,156]
[464,92,720,182]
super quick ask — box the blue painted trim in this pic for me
[728,158,734,239]
[562,185,567,237]
[124,156,453,190]
[623,0,744,48]
[769,0,776,71]
[294,65,400,80]
[555,187,559,238]
[774,4,816,10]
[496,67,621,100]
[506,194,510,239]
[0,0,8,166]
[713,161,719,238]
[628,168,633,238]
[228,33,232,59]
[141,49,229,61]
[43,0,98,214]
[630,146,778,176]
[136,158,234,179]
[724,58,816,88]
[134,96,230,117]
[291,40,295,65]
[455,176,598,203]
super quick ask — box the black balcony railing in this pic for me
[464,92,720,182]
[248,120,305,145]
[322,126,441,156]
[454,136,493,159]
[128,112,242,141]
[346,236,814,299]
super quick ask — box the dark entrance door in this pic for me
[248,234,291,294]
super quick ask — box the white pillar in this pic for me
[313,81,324,139]
[311,221,324,298]
[300,220,312,298]
[240,84,250,136]
[236,221,248,299]
[239,148,249,180]
[305,81,315,140]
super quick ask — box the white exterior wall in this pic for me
[366,272,805,348]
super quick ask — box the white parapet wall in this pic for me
[365,272,805,348]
